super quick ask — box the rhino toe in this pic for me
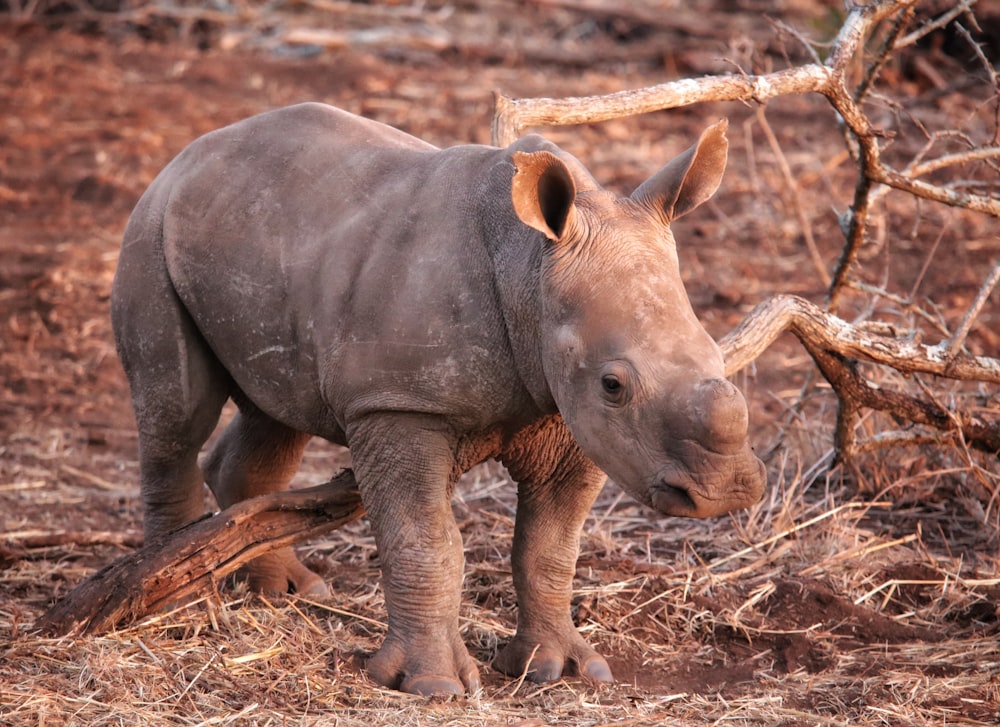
[401,674,467,697]
[241,548,329,598]
[579,654,613,682]
[367,631,481,696]
[495,634,613,684]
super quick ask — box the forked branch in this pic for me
[719,294,1000,385]
[491,0,999,222]
[719,294,1000,458]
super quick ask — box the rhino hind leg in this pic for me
[112,203,240,546]
[202,407,329,597]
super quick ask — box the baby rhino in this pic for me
[111,103,765,696]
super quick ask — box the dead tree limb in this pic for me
[491,0,999,219]
[719,294,1000,385]
[491,0,899,145]
[719,294,1000,458]
[37,470,364,636]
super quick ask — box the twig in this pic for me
[954,20,1000,146]
[508,643,542,697]
[845,279,950,337]
[3,530,143,549]
[703,502,885,573]
[855,1,915,104]
[754,105,831,286]
[853,431,947,454]
[895,0,979,49]
[945,261,1000,358]
[907,228,945,302]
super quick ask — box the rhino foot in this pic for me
[238,547,330,598]
[494,633,613,683]
[366,632,481,696]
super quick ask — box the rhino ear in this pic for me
[631,119,728,222]
[511,151,577,241]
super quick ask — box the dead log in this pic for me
[37,470,363,636]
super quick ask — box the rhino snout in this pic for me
[647,375,767,521]
[693,377,750,455]
[651,453,766,519]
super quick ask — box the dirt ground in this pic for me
[2,1,999,725]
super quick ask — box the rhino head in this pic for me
[511,120,765,518]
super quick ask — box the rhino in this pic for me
[111,102,765,696]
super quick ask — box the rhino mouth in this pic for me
[651,481,698,516]
[649,445,766,519]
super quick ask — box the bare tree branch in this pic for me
[945,262,1000,358]
[719,294,1000,385]
[718,295,1000,458]
[895,0,980,49]
[754,105,831,286]
[491,63,834,146]
[491,0,1000,221]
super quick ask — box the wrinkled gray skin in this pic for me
[111,102,765,696]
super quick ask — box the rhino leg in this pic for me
[348,415,480,696]
[202,408,328,597]
[495,418,613,683]
[112,219,235,545]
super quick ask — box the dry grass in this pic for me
[3,411,999,725]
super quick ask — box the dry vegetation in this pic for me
[2,0,999,725]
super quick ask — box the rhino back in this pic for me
[152,103,532,438]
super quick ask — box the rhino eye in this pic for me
[601,374,623,398]
[600,364,633,404]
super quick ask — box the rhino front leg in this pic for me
[348,415,480,696]
[495,418,612,683]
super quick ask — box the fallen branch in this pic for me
[37,470,364,636]
[3,530,143,550]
